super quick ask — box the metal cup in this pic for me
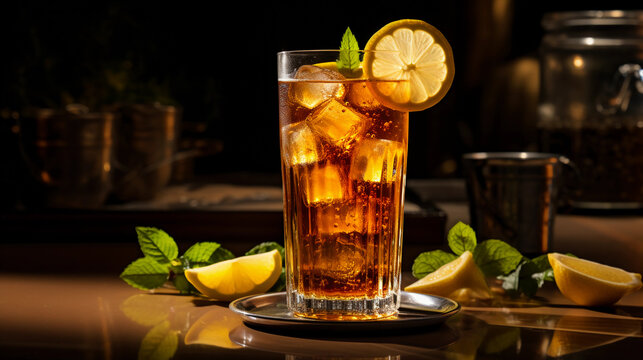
[111,103,180,202]
[17,106,114,209]
[462,152,566,256]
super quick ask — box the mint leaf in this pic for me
[182,242,234,268]
[181,242,231,268]
[499,253,559,298]
[120,257,169,290]
[336,27,361,77]
[211,247,235,263]
[183,242,221,264]
[498,262,522,292]
[412,250,458,279]
[499,261,541,297]
[136,227,179,264]
[246,242,285,264]
[526,253,551,272]
[172,273,198,295]
[521,254,553,282]
[500,260,541,296]
[473,239,523,277]
[447,222,477,255]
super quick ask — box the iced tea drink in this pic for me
[278,51,408,319]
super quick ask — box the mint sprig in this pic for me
[120,227,235,294]
[336,27,361,78]
[447,221,477,255]
[121,257,172,291]
[473,239,523,277]
[182,242,232,268]
[136,227,178,264]
[412,222,557,297]
[412,250,457,279]
[120,227,287,295]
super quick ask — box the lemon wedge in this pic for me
[185,249,282,301]
[405,251,492,301]
[363,19,454,112]
[548,253,642,306]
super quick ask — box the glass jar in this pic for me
[538,10,643,210]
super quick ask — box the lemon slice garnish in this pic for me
[548,253,642,306]
[185,250,282,301]
[404,251,492,301]
[363,19,454,112]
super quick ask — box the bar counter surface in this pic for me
[1,180,642,359]
[0,272,641,359]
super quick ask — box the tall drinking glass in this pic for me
[278,50,409,319]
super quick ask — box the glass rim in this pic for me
[277,49,399,56]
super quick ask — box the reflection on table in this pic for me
[1,273,641,359]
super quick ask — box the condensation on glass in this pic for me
[278,50,408,319]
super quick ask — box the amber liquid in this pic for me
[279,78,408,319]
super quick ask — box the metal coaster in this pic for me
[229,291,460,332]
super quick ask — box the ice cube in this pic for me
[307,98,366,146]
[289,65,346,109]
[349,139,406,183]
[300,164,344,205]
[281,121,323,166]
[314,203,364,235]
[315,233,365,279]
[346,81,381,109]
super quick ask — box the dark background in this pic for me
[0,1,640,275]
[1,0,640,183]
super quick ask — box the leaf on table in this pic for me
[120,257,169,290]
[172,273,198,295]
[211,247,235,263]
[447,221,477,255]
[182,242,233,268]
[521,254,554,284]
[473,239,523,277]
[246,242,285,264]
[136,227,179,264]
[500,266,540,298]
[499,253,556,297]
[183,242,221,264]
[412,250,458,279]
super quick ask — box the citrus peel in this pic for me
[363,19,454,111]
[185,249,282,301]
[404,250,492,302]
[548,253,642,306]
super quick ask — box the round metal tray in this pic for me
[229,291,460,332]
